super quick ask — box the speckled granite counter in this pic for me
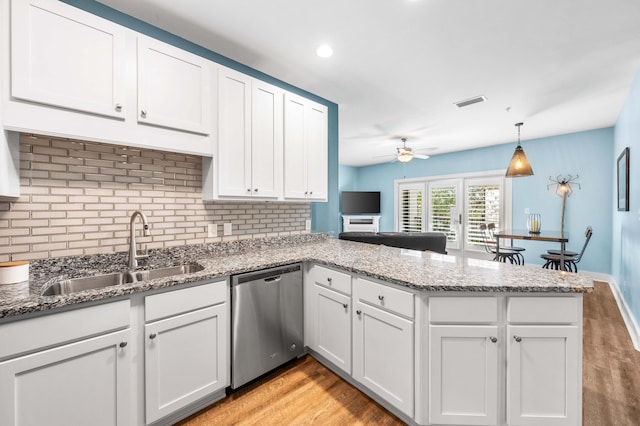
[0,233,594,319]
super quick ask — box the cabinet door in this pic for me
[353,302,414,417]
[305,102,328,201]
[0,329,130,426]
[218,67,252,197]
[251,81,283,198]
[11,0,126,119]
[429,325,499,425]
[283,92,308,199]
[137,37,211,134]
[313,284,352,374]
[507,325,579,426]
[145,304,227,424]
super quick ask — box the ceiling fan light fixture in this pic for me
[505,122,534,178]
[397,151,413,163]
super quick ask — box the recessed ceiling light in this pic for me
[316,44,333,58]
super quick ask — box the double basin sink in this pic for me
[42,264,204,296]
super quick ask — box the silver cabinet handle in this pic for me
[119,341,128,348]
[140,109,147,118]
[378,295,384,301]
[149,333,157,339]
[514,335,522,343]
[342,303,348,309]
[356,310,362,315]
[115,103,123,112]
[490,336,498,343]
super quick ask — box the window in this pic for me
[396,182,425,232]
[395,172,510,255]
[465,178,502,251]
[428,180,461,250]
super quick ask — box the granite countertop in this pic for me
[0,233,594,320]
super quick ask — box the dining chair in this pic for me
[487,223,526,257]
[540,226,592,272]
[480,224,523,265]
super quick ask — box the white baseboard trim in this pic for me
[581,271,640,352]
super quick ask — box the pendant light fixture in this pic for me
[505,122,534,178]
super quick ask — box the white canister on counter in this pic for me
[0,261,29,285]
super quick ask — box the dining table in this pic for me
[495,229,570,271]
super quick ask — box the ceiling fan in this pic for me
[394,138,430,163]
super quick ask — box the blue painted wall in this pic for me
[61,0,341,236]
[613,65,640,326]
[340,128,613,273]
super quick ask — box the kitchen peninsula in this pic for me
[0,234,593,426]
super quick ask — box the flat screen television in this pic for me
[341,191,381,214]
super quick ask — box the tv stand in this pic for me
[342,215,380,232]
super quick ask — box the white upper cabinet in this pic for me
[215,67,282,199]
[137,36,211,135]
[283,92,328,201]
[3,0,214,156]
[250,80,283,198]
[10,0,126,119]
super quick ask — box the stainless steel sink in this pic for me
[41,263,205,296]
[132,263,204,281]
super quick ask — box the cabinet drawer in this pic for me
[0,300,130,360]
[145,280,227,322]
[312,265,352,295]
[508,297,580,324]
[356,278,414,319]
[430,297,498,324]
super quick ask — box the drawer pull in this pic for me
[115,103,123,112]
[378,295,384,301]
[356,310,362,315]
[342,303,348,309]
[119,341,128,348]
[149,333,157,340]
[489,336,498,343]
[514,335,522,343]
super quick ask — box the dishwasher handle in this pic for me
[264,276,282,283]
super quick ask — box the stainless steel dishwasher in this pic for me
[230,263,304,389]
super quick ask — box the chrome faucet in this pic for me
[129,210,151,269]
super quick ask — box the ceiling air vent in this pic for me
[455,95,487,108]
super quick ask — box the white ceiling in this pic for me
[98,0,640,167]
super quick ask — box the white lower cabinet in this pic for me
[305,264,352,374]
[353,278,415,418]
[313,284,352,374]
[429,325,499,425]
[506,326,579,426]
[0,301,131,426]
[423,295,582,426]
[144,281,228,425]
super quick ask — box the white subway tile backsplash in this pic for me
[0,134,311,261]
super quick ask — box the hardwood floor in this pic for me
[177,281,640,425]
[582,282,640,425]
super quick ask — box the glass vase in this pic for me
[527,213,541,234]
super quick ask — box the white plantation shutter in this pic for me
[397,183,424,232]
[428,181,460,249]
[396,173,508,254]
[466,179,502,250]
